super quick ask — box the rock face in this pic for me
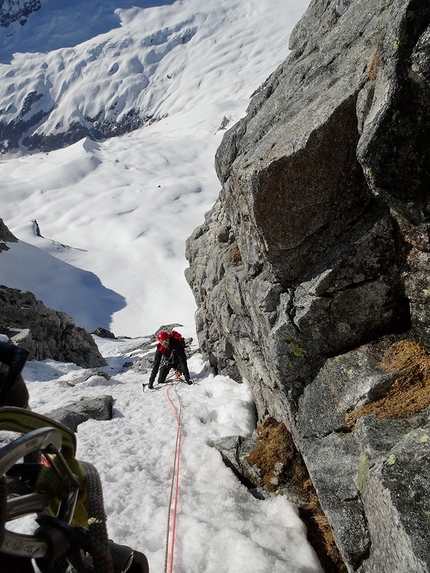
[0,283,106,368]
[186,1,430,572]
[0,218,18,252]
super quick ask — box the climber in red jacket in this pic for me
[148,331,191,389]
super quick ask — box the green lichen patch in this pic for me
[357,453,370,494]
[287,341,307,357]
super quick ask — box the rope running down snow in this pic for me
[164,377,184,573]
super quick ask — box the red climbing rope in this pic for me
[164,378,183,573]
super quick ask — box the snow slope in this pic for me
[20,336,323,573]
[0,0,309,336]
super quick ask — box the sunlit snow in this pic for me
[0,0,308,336]
[23,341,322,573]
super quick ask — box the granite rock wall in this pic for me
[186,1,430,571]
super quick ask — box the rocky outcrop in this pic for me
[186,1,430,572]
[0,218,18,252]
[0,219,106,367]
[0,98,157,153]
[0,284,106,368]
[46,395,114,432]
[19,110,157,154]
[0,0,41,28]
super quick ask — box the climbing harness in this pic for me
[160,349,180,369]
[0,407,149,573]
[163,374,184,573]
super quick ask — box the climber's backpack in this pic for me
[169,330,185,348]
[0,406,149,573]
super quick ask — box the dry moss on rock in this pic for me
[248,417,347,573]
[346,339,430,428]
[229,243,243,266]
[247,417,295,490]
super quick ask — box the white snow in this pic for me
[21,339,322,573]
[0,0,308,337]
[0,1,323,571]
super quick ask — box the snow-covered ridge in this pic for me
[0,0,309,336]
[0,0,305,153]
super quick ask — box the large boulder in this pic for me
[0,284,106,368]
[186,0,430,571]
[295,338,430,572]
[46,395,114,432]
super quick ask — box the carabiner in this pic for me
[0,427,62,558]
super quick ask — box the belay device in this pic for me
[0,407,149,573]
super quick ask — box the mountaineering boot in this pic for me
[148,381,153,389]
[128,550,149,573]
